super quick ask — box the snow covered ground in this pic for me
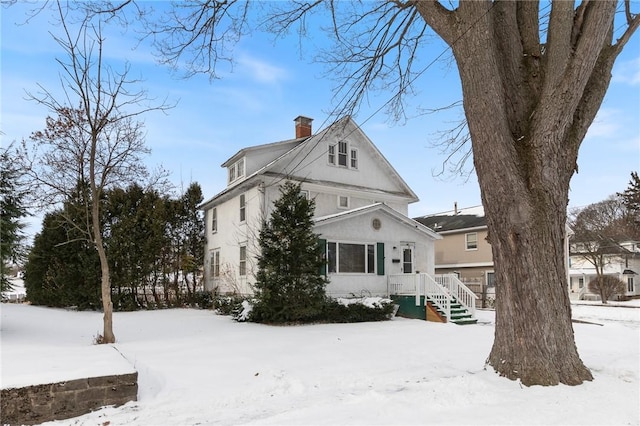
[1,279,639,426]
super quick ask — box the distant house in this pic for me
[414,205,494,305]
[200,116,441,297]
[569,240,640,300]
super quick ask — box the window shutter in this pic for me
[318,239,327,276]
[376,242,385,275]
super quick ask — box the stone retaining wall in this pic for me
[1,372,137,425]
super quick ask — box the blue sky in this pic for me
[2,2,639,236]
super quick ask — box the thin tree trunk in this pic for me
[91,184,115,343]
[90,133,114,343]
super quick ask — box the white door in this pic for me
[402,244,414,274]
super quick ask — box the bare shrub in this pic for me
[588,275,626,304]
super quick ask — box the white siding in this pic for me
[204,184,264,294]
[203,117,422,297]
[270,121,410,196]
[315,209,436,298]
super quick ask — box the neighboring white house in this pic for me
[569,240,640,300]
[200,116,441,298]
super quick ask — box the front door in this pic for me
[402,244,414,274]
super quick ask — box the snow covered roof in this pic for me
[315,203,442,240]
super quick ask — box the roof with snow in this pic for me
[315,203,441,240]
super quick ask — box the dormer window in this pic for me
[228,158,245,184]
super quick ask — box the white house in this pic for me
[200,115,442,299]
[569,240,640,300]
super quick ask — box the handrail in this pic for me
[435,274,478,318]
[422,273,451,321]
[388,273,477,322]
[578,284,587,300]
[388,273,452,320]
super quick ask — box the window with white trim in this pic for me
[338,141,348,166]
[328,141,358,170]
[338,195,349,209]
[328,145,335,165]
[327,242,375,274]
[300,190,310,200]
[211,208,217,233]
[239,246,247,276]
[465,232,478,250]
[209,249,220,278]
[578,277,584,289]
[239,194,246,222]
[628,277,635,293]
[228,158,245,184]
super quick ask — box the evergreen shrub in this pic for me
[112,291,140,312]
[213,293,245,315]
[323,298,396,323]
[193,290,214,309]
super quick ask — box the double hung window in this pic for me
[210,250,220,278]
[338,141,348,166]
[328,141,358,170]
[239,194,246,222]
[228,158,245,184]
[465,232,478,250]
[239,246,247,276]
[211,208,217,233]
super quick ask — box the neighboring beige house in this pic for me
[569,240,640,300]
[414,205,494,305]
[199,115,442,299]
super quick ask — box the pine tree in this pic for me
[24,210,101,309]
[618,172,640,239]
[251,181,327,323]
[0,143,28,292]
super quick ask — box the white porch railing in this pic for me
[388,273,477,322]
[434,274,478,318]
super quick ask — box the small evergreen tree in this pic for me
[0,143,28,291]
[251,181,327,323]
[618,172,640,239]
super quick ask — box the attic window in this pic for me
[329,141,357,170]
[338,141,348,166]
[228,158,245,184]
[338,195,349,209]
[328,145,335,165]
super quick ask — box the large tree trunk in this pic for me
[416,1,625,385]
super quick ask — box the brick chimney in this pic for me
[294,116,313,138]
